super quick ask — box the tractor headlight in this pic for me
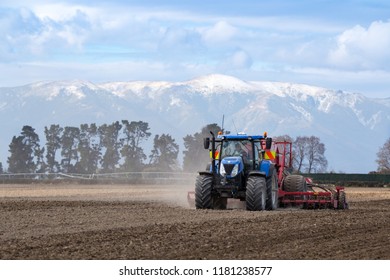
[220,164,226,176]
[231,164,239,177]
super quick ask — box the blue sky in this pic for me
[1,0,390,97]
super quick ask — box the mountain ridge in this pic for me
[0,74,389,173]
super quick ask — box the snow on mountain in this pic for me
[185,74,257,94]
[0,74,389,173]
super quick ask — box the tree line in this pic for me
[6,121,180,174]
[3,120,388,174]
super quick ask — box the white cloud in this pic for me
[232,50,252,68]
[200,21,238,45]
[0,6,94,61]
[31,3,97,21]
[158,26,202,51]
[228,50,253,69]
[328,20,390,70]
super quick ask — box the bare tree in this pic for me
[273,135,294,172]
[274,135,293,142]
[293,136,307,173]
[376,138,390,173]
[305,136,328,173]
[292,136,327,173]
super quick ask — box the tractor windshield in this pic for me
[221,140,251,159]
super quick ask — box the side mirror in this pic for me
[203,138,210,149]
[266,138,272,150]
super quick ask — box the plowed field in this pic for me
[0,184,389,259]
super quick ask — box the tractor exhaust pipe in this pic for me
[210,131,215,174]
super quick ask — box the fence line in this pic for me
[0,172,198,185]
[3,172,387,186]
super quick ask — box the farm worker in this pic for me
[233,143,247,158]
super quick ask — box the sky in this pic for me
[1,0,390,98]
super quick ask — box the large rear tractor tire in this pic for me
[283,175,307,192]
[246,176,266,211]
[283,175,308,208]
[266,168,279,210]
[195,174,213,209]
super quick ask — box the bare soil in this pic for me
[0,184,389,260]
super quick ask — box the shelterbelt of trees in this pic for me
[4,120,388,174]
[4,121,223,174]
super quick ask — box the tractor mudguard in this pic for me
[248,170,266,177]
[198,171,213,176]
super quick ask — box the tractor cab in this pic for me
[218,139,254,177]
[206,132,273,177]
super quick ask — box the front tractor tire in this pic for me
[246,176,267,211]
[195,174,213,209]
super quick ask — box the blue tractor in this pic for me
[195,131,279,211]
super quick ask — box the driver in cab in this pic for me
[233,143,247,158]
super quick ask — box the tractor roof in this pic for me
[217,134,265,140]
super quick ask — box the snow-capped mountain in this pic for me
[0,74,389,173]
